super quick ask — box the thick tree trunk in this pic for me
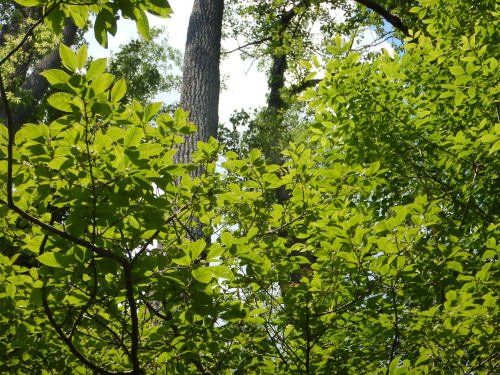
[175,0,224,166]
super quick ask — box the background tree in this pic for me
[219,0,421,161]
[107,27,182,106]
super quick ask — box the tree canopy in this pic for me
[0,0,498,374]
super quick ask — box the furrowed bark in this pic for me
[175,0,224,167]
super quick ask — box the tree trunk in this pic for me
[175,0,224,166]
[0,18,78,132]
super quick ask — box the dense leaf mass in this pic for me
[0,0,498,374]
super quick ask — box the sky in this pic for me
[86,0,394,126]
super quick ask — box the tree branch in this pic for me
[354,0,410,37]
[0,73,14,205]
[385,282,400,375]
[0,197,127,264]
[0,0,63,67]
[222,37,272,55]
[123,264,141,374]
[132,197,198,262]
[288,78,322,96]
[39,232,132,375]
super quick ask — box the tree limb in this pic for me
[222,37,272,55]
[354,0,410,37]
[123,264,141,374]
[39,232,133,375]
[288,78,322,95]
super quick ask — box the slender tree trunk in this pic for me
[175,0,224,167]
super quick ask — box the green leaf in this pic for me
[134,7,150,40]
[86,58,107,81]
[388,357,400,375]
[172,256,190,266]
[47,157,69,170]
[37,252,69,268]
[70,5,89,28]
[144,102,162,122]
[94,9,116,47]
[211,265,233,280]
[144,0,172,17]
[13,0,40,5]
[44,7,65,34]
[124,127,143,148]
[40,70,70,86]
[489,140,500,154]
[447,261,463,273]
[110,78,127,102]
[300,88,317,100]
[76,45,88,70]
[449,65,465,76]
[206,244,225,261]
[90,73,115,94]
[47,92,74,112]
[6,284,16,299]
[60,44,78,72]
[189,240,206,260]
[192,267,212,283]
[299,60,312,69]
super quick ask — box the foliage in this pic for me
[107,27,182,105]
[0,0,498,374]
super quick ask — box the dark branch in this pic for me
[0,197,127,264]
[354,0,410,37]
[39,232,132,375]
[42,287,134,375]
[123,265,141,374]
[222,37,272,55]
[0,73,14,205]
[288,78,322,96]
[385,283,400,375]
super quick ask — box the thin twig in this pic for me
[132,197,197,262]
[0,1,63,67]
[222,37,272,55]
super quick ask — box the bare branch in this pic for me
[222,37,272,55]
[354,0,410,37]
[288,78,322,96]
